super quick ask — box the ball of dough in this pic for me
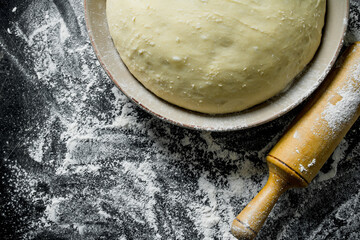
[106,0,326,114]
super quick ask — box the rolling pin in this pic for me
[231,42,360,240]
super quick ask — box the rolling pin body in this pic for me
[231,42,360,239]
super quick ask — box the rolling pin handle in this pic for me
[231,170,291,240]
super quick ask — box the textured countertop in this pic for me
[0,1,359,239]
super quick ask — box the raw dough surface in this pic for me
[106,0,326,114]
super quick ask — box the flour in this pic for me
[2,0,360,240]
[345,1,360,46]
[293,130,300,140]
[44,197,67,224]
[307,159,316,168]
[189,176,222,239]
[321,57,360,134]
[299,164,307,173]
[317,139,349,182]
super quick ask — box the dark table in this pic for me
[1,1,359,239]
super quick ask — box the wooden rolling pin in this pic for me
[231,42,360,240]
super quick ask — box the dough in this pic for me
[106,0,326,114]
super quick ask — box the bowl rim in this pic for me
[84,0,349,132]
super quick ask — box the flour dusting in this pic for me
[317,139,349,182]
[1,1,360,240]
[321,58,360,133]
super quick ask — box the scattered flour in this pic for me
[318,139,349,182]
[44,197,67,224]
[321,58,360,134]
[293,130,300,140]
[299,164,307,173]
[1,1,360,240]
[308,159,317,168]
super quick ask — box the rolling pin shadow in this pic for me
[231,42,360,240]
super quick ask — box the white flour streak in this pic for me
[28,20,60,46]
[318,139,349,182]
[60,20,71,43]
[293,130,300,139]
[189,176,221,240]
[45,197,67,224]
[321,56,360,133]
[308,159,316,168]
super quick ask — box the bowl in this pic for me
[84,0,349,131]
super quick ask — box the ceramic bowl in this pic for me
[85,0,349,131]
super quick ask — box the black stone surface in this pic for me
[0,1,359,240]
